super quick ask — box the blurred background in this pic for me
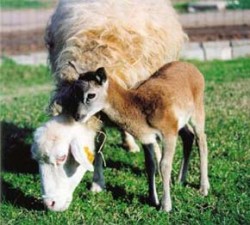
[1,0,250,64]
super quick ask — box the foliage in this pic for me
[0,0,54,9]
[1,58,250,224]
[227,0,250,10]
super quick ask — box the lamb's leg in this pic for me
[123,131,140,153]
[178,125,194,184]
[196,131,209,196]
[160,134,177,212]
[91,151,105,192]
[191,104,210,196]
[142,143,159,206]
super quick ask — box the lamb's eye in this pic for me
[87,93,96,100]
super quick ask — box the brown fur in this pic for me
[106,62,204,138]
[102,61,209,212]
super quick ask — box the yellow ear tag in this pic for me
[83,146,94,163]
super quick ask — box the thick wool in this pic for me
[46,0,186,88]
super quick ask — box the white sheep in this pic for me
[46,0,187,152]
[31,115,103,211]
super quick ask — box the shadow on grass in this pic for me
[105,158,144,177]
[1,179,45,211]
[1,121,45,210]
[106,183,155,207]
[1,121,38,174]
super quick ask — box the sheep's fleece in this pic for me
[46,0,186,87]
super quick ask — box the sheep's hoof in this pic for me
[90,182,104,193]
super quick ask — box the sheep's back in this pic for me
[46,0,186,88]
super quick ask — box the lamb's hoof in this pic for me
[160,199,172,212]
[199,183,210,196]
[128,146,140,153]
[122,140,140,153]
[90,182,104,193]
[160,204,172,212]
[149,196,160,207]
[126,143,140,153]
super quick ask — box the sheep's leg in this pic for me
[91,151,105,193]
[143,143,159,206]
[122,131,140,153]
[160,134,177,212]
[178,125,194,184]
[191,104,210,196]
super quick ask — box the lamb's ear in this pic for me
[70,139,94,171]
[95,67,107,85]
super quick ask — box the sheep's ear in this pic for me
[70,139,94,171]
[95,67,107,85]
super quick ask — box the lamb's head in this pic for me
[56,67,108,123]
[31,115,97,211]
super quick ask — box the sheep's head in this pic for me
[31,115,97,211]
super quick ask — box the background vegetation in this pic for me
[1,58,250,224]
[0,0,55,9]
[1,0,250,10]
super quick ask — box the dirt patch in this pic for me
[184,25,250,42]
[1,29,46,56]
[1,25,250,55]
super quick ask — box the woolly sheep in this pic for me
[46,0,186,152]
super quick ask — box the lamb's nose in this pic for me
[74,113,81,121]
[74,113,86,121]
[44,199,56,208]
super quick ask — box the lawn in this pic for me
[1,58,250,224]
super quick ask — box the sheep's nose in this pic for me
[44,199,56,208]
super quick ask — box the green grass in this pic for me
[0,0,55,9]
[227,0,250,10]
[173,2,190,13]
[1,58,250,224]
[173,0,250,13]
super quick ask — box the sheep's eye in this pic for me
[87,93,96,100]
[56,155,67,165]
